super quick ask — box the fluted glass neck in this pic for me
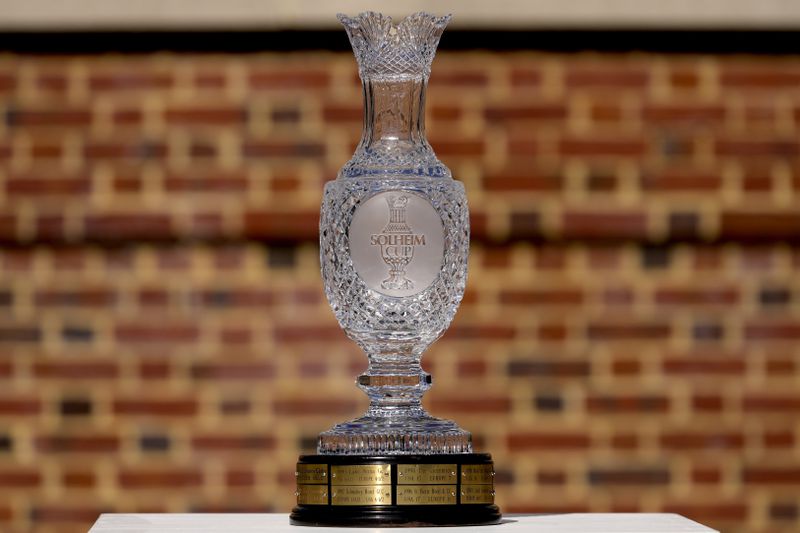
[337,11,452,179]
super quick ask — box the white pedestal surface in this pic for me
[89,513,719,533]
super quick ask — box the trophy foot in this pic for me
[317,411,472,455]
[291,453,501,527]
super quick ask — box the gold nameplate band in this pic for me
[332,486,392,506]
[296,464,328,484]
[397,485,457,505]
[297,484,328,505]
[331,464,391,486]
[461,484,495,504]
[398,464,457,484]
[462,464,494,485]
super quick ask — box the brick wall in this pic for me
[0,50,799,533]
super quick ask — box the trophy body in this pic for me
[291,12,501,526]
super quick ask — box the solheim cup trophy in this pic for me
[290,12,501,527]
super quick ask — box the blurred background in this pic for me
[0,1,799,532]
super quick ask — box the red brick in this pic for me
[11,109,91,127]
[742,173,772,192]
[322,105,361,122]
[226,470,256,487]
[663,357,745,376]
[560,138,647,157]
[191,435,275,451]
[433,71,488,86]
[428,139,484,157]
[692,467,722,484]
[723,212,800,240]
[745,321,800,340]
[84,213,172,240]
[0,398,40,415]
[164,174,248,193]
[611,434,639,450]
[115,323,199,343]
[35,289,115,307]
[243,140,325,159]
[36,435,119,453]
[641,172,721,192]
[430,105,461,121]
[447,325,516,340]
[0,468,40,487]
[89,72,173,91]
[139,361,171,379]
[716,139,799,158]
[457,359,487,377]
[507,432,590,450]
[669,69,700,89]
[112,108,143,126]
[587,395,670,413]
[566,67,649,88]
[693,395,724,412]
[510,68,541,87]
[249,70,330,89]
[499,289,583,305]
[587,321,670,340]
[764,431,794,448]
[84,141,167,160]
[743,395,800,413]
[655,288,738,305]
[62,471,96,488]
[642,105,725,124]
[32,506,104,523]
[6,176,90,196]
[113,398,197,416]
[611,359,641,376]
[589,102,623,123]
[119,469,203,488]
[273,398,357,416]
[429,396,511,414]
[274,326,343,343]
[33,361,118,379]
[164,107,245,125]
[0,214,17,240]
[483,172,561,192]
[660,432,743,450]
[485,104,567,122]
[538,323,568,341]
[662,502,747,521]
[721,68,800,88]
[562,211,648,240]
[191,362,275,380]
[30,139,63,159]
[0,72,16,93]
[743,468,800,484]
[589,468,669,485]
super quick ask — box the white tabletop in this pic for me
[89,513,718,533]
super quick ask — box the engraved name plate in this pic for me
[297,484,328,505]
[349,191,445,298]
[296,464,327,484]
[398,464,457,484]
[332,486,392,506]
[331,464,391,486]
[462,464,494,485]
[397,485,457,505]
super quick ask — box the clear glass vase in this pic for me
[317,11,472,455]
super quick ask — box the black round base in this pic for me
[290,453,501,527]
[291,502,501,527]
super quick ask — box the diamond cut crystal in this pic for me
[318,12,470,455]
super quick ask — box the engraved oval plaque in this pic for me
[349,191,445,298]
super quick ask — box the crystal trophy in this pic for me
[291,12,501,526]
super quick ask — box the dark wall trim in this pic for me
[0,30,799,54]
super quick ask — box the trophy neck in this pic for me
[361,76,428,153]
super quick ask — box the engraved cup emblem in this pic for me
[371,195,425,291]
